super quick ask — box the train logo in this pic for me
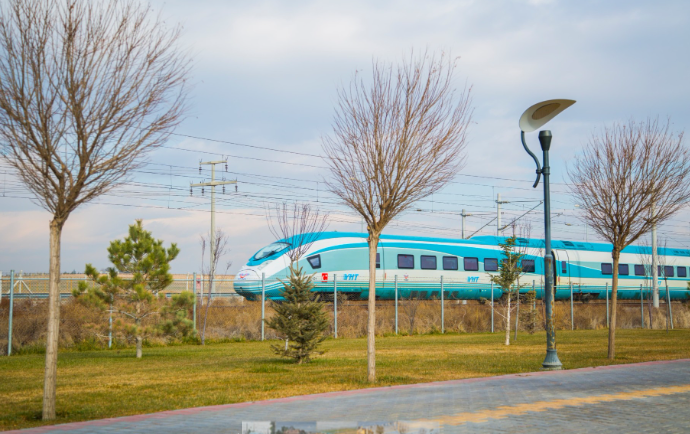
[238,272,250,280]
[467,276,479,283]
[343,273,359,280]
[321,272,328,281]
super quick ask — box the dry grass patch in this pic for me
[1,329,689,430]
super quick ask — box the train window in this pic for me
[664,266,675,278]
[443,256,458,270]
[619,264,629,276]
[307,254,321,269]
[398,254,414,269]
[601,263,613,275]
[522,259,535,273]
[561,261,567,273]
[421,255,437,270]
[464,257,479,271]
[634,264,645,276]
[658,265,662,276]
[376,253,380,269]
[484,258,498,272]
[678,267,687,278]
[252,241,290,260]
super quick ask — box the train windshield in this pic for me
[252,242,290,261]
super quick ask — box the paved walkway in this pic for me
[13,359,690,434]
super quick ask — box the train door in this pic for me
[376,247,386,279]
[551,251,559,289]
[553,249,571,287]
[376,245,387,295]
[567,248,581,286]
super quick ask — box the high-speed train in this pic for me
[233,232,690,301]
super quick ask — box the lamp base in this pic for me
[541,349,563,371]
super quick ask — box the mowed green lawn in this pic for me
[2,329,690,431]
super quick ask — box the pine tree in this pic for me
[265,264,329,364]
[74,220,192,357]
[489,236,525,345]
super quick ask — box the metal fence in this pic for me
[0,272,238,299]
[1,272,687,355]
[240,275,684,338]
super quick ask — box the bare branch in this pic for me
[199,228,231,345]
[265,201,329,264]
[321,49,473,237]
[568,118,690,252]
[0,0,190,223]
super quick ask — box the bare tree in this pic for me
[401,293,424,335]
[0,0,189,418]
[568,118,690,359]
[322,50,472,382]
[489,237,525,346]
[636,238,657,328]
[512,223,532,340]
[199,229,231,345]
[656,239,675,332]
[265,201,329,264]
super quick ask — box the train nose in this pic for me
[235,267,260,282]
[234,267,262,300]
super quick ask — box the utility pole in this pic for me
[191,160,236,294]
[461,209,472,239]
[496,193,509,236]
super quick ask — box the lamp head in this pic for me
[519,99,576,132]
[538,130,552,151]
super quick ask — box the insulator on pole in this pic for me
[235,184,238,192]
[225,163,228,171]
[202,187,204,195]
[190,186,192,196]
[199,166,201,174]
[222,185,225,194]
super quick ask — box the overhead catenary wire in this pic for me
[3,147,690,245]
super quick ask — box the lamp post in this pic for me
[519,98,575,370]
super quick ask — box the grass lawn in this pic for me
[1,329,690,431]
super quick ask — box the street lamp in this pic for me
[519,98,575,370]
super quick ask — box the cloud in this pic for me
[3,0,690,273]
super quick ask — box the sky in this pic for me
[2,0,690,275]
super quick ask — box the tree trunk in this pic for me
[367,232,380,383]
[505,290,511,346]
[666,279,670,332]
[515,289,520,341]
[647,292,653,329]
[608,249,620,359]
[135,315,142,359]
[42,218,64,421]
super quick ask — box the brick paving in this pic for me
[11,359,690,434]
